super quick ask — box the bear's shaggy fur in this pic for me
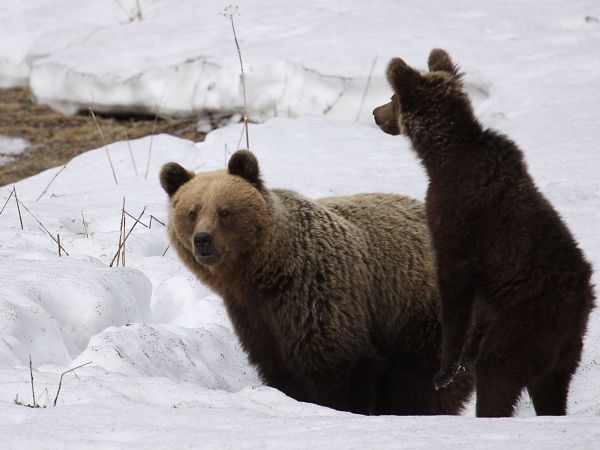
[160,150,473,415]
[374,49,595,417]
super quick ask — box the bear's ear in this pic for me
[386,57,421,97]
[428,48,460,77]
[228,150,264,191]
[160,162,195,198]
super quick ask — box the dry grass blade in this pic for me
[81,210,89,238]
[149,215,165,228]
[53,361,93,407]
[223,5,250,149]
[36,163,68,201]
[125,210,148,228]
[29,354,37,408]
[57,234,62,257]
[162,245,169,256]
[355,55,378,122]
[89,105,118,185]
[144,101,162,180]
[109,205,147,267]
[14,186,23,230]
[0,188,15,217]
[16,197,69,255]
[125,132,139,176]
[117,198,126,267]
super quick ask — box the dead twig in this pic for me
[223,5,250,149]
[57,234,62,257]
[125,210,148,228]
[89,104,118,186]
[16,197,69,255]
[0,188,15,217]
[162,245,170,256]
[125,132,138,176]
[36,163,68,201]
[355,55,378,122]
[14,186,23,230]
[144,100,162,180]
[109,205,147,267]
[29,354,37,408]
[149,215,165,228]
[53,361,93,407]
[117,198,126,267]
[81,210,89,238]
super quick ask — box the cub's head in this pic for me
[160,150,270,271]
[373,49,470,137]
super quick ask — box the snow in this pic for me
[0,136,28,165]
[0,0,599,448]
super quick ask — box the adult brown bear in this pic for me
[160,150,473,415]
[374,49,595,417]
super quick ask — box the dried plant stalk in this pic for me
[53,361,93,407]
[223,6,250,149]
[89,106,118,185]
[14,186,23,230]
[109,205,147,267]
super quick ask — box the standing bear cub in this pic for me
[374,49,595,417]
[160,150,473,415]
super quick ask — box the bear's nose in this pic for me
[194,232,213,256]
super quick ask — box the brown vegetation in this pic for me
[0,87,206,186]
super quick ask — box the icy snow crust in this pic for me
[1,0,600,448]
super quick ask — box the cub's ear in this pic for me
[228,150,264,191]
[160,162,195,198]
[428,48,460,77]
[386,57,421,97]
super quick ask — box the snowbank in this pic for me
[5,0,598,123]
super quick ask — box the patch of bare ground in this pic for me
[0,87,206,187]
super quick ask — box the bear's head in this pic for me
[160,150,271,272]
[373,49,471,138]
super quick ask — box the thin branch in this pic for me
[36,163,68,201]
[29,354,37,408]
[355,55,378,122]
[109,205,147,267]
[162,245,169,256]
[89,104,118,185]
[14,186,23,230]
[223,6,249,149]
[81,210,89,238]
[57,234,62,257]
[125,132,138,176]
[149,215,165,227]
[0,188,15,217]
[117,198,126,267]
[16,198,69,255]
[125,210,148,228]
[144,100,162,180]
[53,361,93,407]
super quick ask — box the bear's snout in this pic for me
[193,232,221,265]
[373,102,401,136]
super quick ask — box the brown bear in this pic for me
[160,150,473,415]
[373,49,595,417]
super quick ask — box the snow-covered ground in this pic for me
[1,0,600,448]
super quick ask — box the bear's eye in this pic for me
[188,210,197,221]
[218,208,231,219]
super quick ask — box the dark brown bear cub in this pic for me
[160,150,473,415]
[374,49,595,417]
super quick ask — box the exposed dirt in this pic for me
[0,87,206,187]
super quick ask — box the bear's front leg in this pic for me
[434,261,476,390]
